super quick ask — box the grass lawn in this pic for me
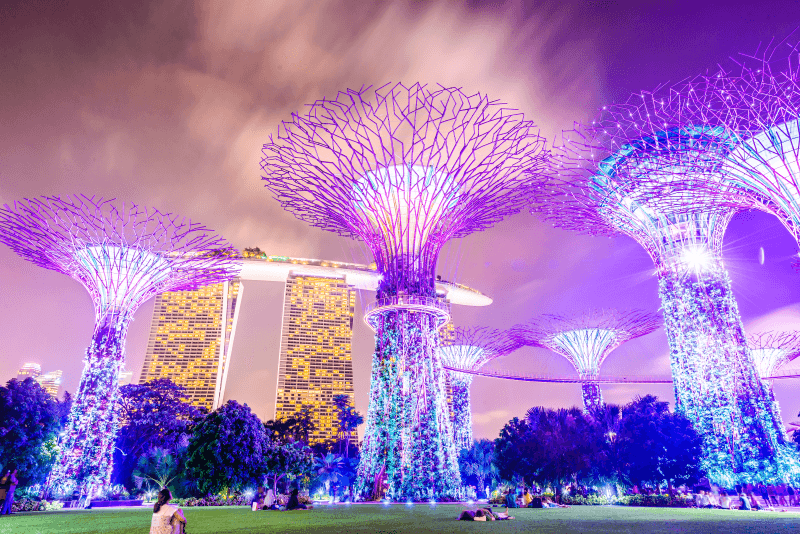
[4,504,800,534]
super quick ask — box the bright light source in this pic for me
[678,245,713,273]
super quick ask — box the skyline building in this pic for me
[36,370,63,398]
[17,362,41,379]
[139,280,243,411]
[274,274,356,444]
[118,370,133,387]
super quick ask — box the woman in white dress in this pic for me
[150,488,186,534]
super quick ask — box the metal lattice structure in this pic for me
[0,195,240,497]
[261,83,550,500]
[438,327,518,450]
[748,331,800,388]
[512,310,660,411]
[529,74,798,485]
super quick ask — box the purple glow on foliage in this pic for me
[0,195,240,496]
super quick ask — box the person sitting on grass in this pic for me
[529,496,543,509]
[719,491,732,510]
[521,488,532,507]
[457,507,515,521]
[286,488,311,510]
[150,488,186,534]
[738,492,752,511]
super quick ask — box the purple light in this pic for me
[0,195,239,497]
[261,83,550,499]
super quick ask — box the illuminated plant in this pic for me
[512,310,660,411]
[748,331,800,391]
[439,327,518,451]
[261,83,550,499]
[531,77,797,484]
[0,195,239,496]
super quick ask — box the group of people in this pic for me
[506,487,568,509]
[251,487,310,511]
[692,483,800,511]
[0,468,18,516]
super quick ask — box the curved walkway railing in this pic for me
[442,366,800,385]
[364,295,451,331]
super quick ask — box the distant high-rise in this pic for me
[274,274,355,444]
[17,362,41,380]
[36,370,63,398]
[118,370,133,387]
[139,280,243,411]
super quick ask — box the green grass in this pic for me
[2,504,800,534]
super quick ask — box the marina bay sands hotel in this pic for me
[138,249,490,444]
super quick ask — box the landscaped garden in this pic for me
[6,505,800,534]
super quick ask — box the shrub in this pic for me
[11,499,64,512]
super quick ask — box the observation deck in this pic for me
[236,252,491,307]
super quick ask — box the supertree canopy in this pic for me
[0,195,239,496]
[439,327,518,451]
[261,83,550,499]
[531,79,799,485]
[747,331,800,391]
[512,310,660,411]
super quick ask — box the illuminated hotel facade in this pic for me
[274,274,356,444]
[36,370,63,398]
[139,280,243,411]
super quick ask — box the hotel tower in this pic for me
[274,274,356,444]
[139,280,243,411]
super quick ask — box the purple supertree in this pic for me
[531,77,797,484]
[438,327,518,451]
[512,310,660,411]
[0,195,239,497]
[748,331,800,392]
[260,83,549,499]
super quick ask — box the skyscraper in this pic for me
[17,362,41,379]
[118,370,133,387]
[36,370,63,398]
[274,274,356,444]
[139,280,243,411]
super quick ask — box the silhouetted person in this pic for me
[0,468,18,515]
[286,488,308,510]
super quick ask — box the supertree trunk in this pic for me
[50,308,131,496]
[580,381,604,412]
[450,382,473,452]
[658,263,797,484]
[355,309,460,500]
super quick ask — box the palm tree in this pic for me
[332,394,364,458]
[313,453,346,502]
[459,440,497,498]
[133,447,178,492]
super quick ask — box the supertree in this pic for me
[748,331,800,393]
[530,76,798,484]
[0,195,239,496]
[438,327,518,451]
[511,310,660,411]
[260,83,549,499]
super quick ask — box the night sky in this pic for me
[1,0,799,440]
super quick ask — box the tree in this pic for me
[264,404,317,445]
[185,400,268,496]
[0,378,61,486]
[458,440,496,498]
[133,447,179,492]
[113,379,203,489]
[263,440,314,495]
[312,453,346,501]
[332,394,363,458]
[658,411,703,495]
[617,395,669,489]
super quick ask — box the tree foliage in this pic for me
[113,379,203,488]
[185,400,268,495]
[332,394,363,458]
[263,440,314,494]
[458,439,497,497]
[0,378,62,486]
[494,396,702,494]
[264,405,317,445]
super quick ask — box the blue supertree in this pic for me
[439,327,518,451]
[531,75,799,484]
[260,83,550,499]
[0,195,239,497]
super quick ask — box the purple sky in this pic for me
[1,0,800,440]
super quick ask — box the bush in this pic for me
[174,495,250,507]
[561,495,615,506]
[11,499,64,512]
[621,494,692,508]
